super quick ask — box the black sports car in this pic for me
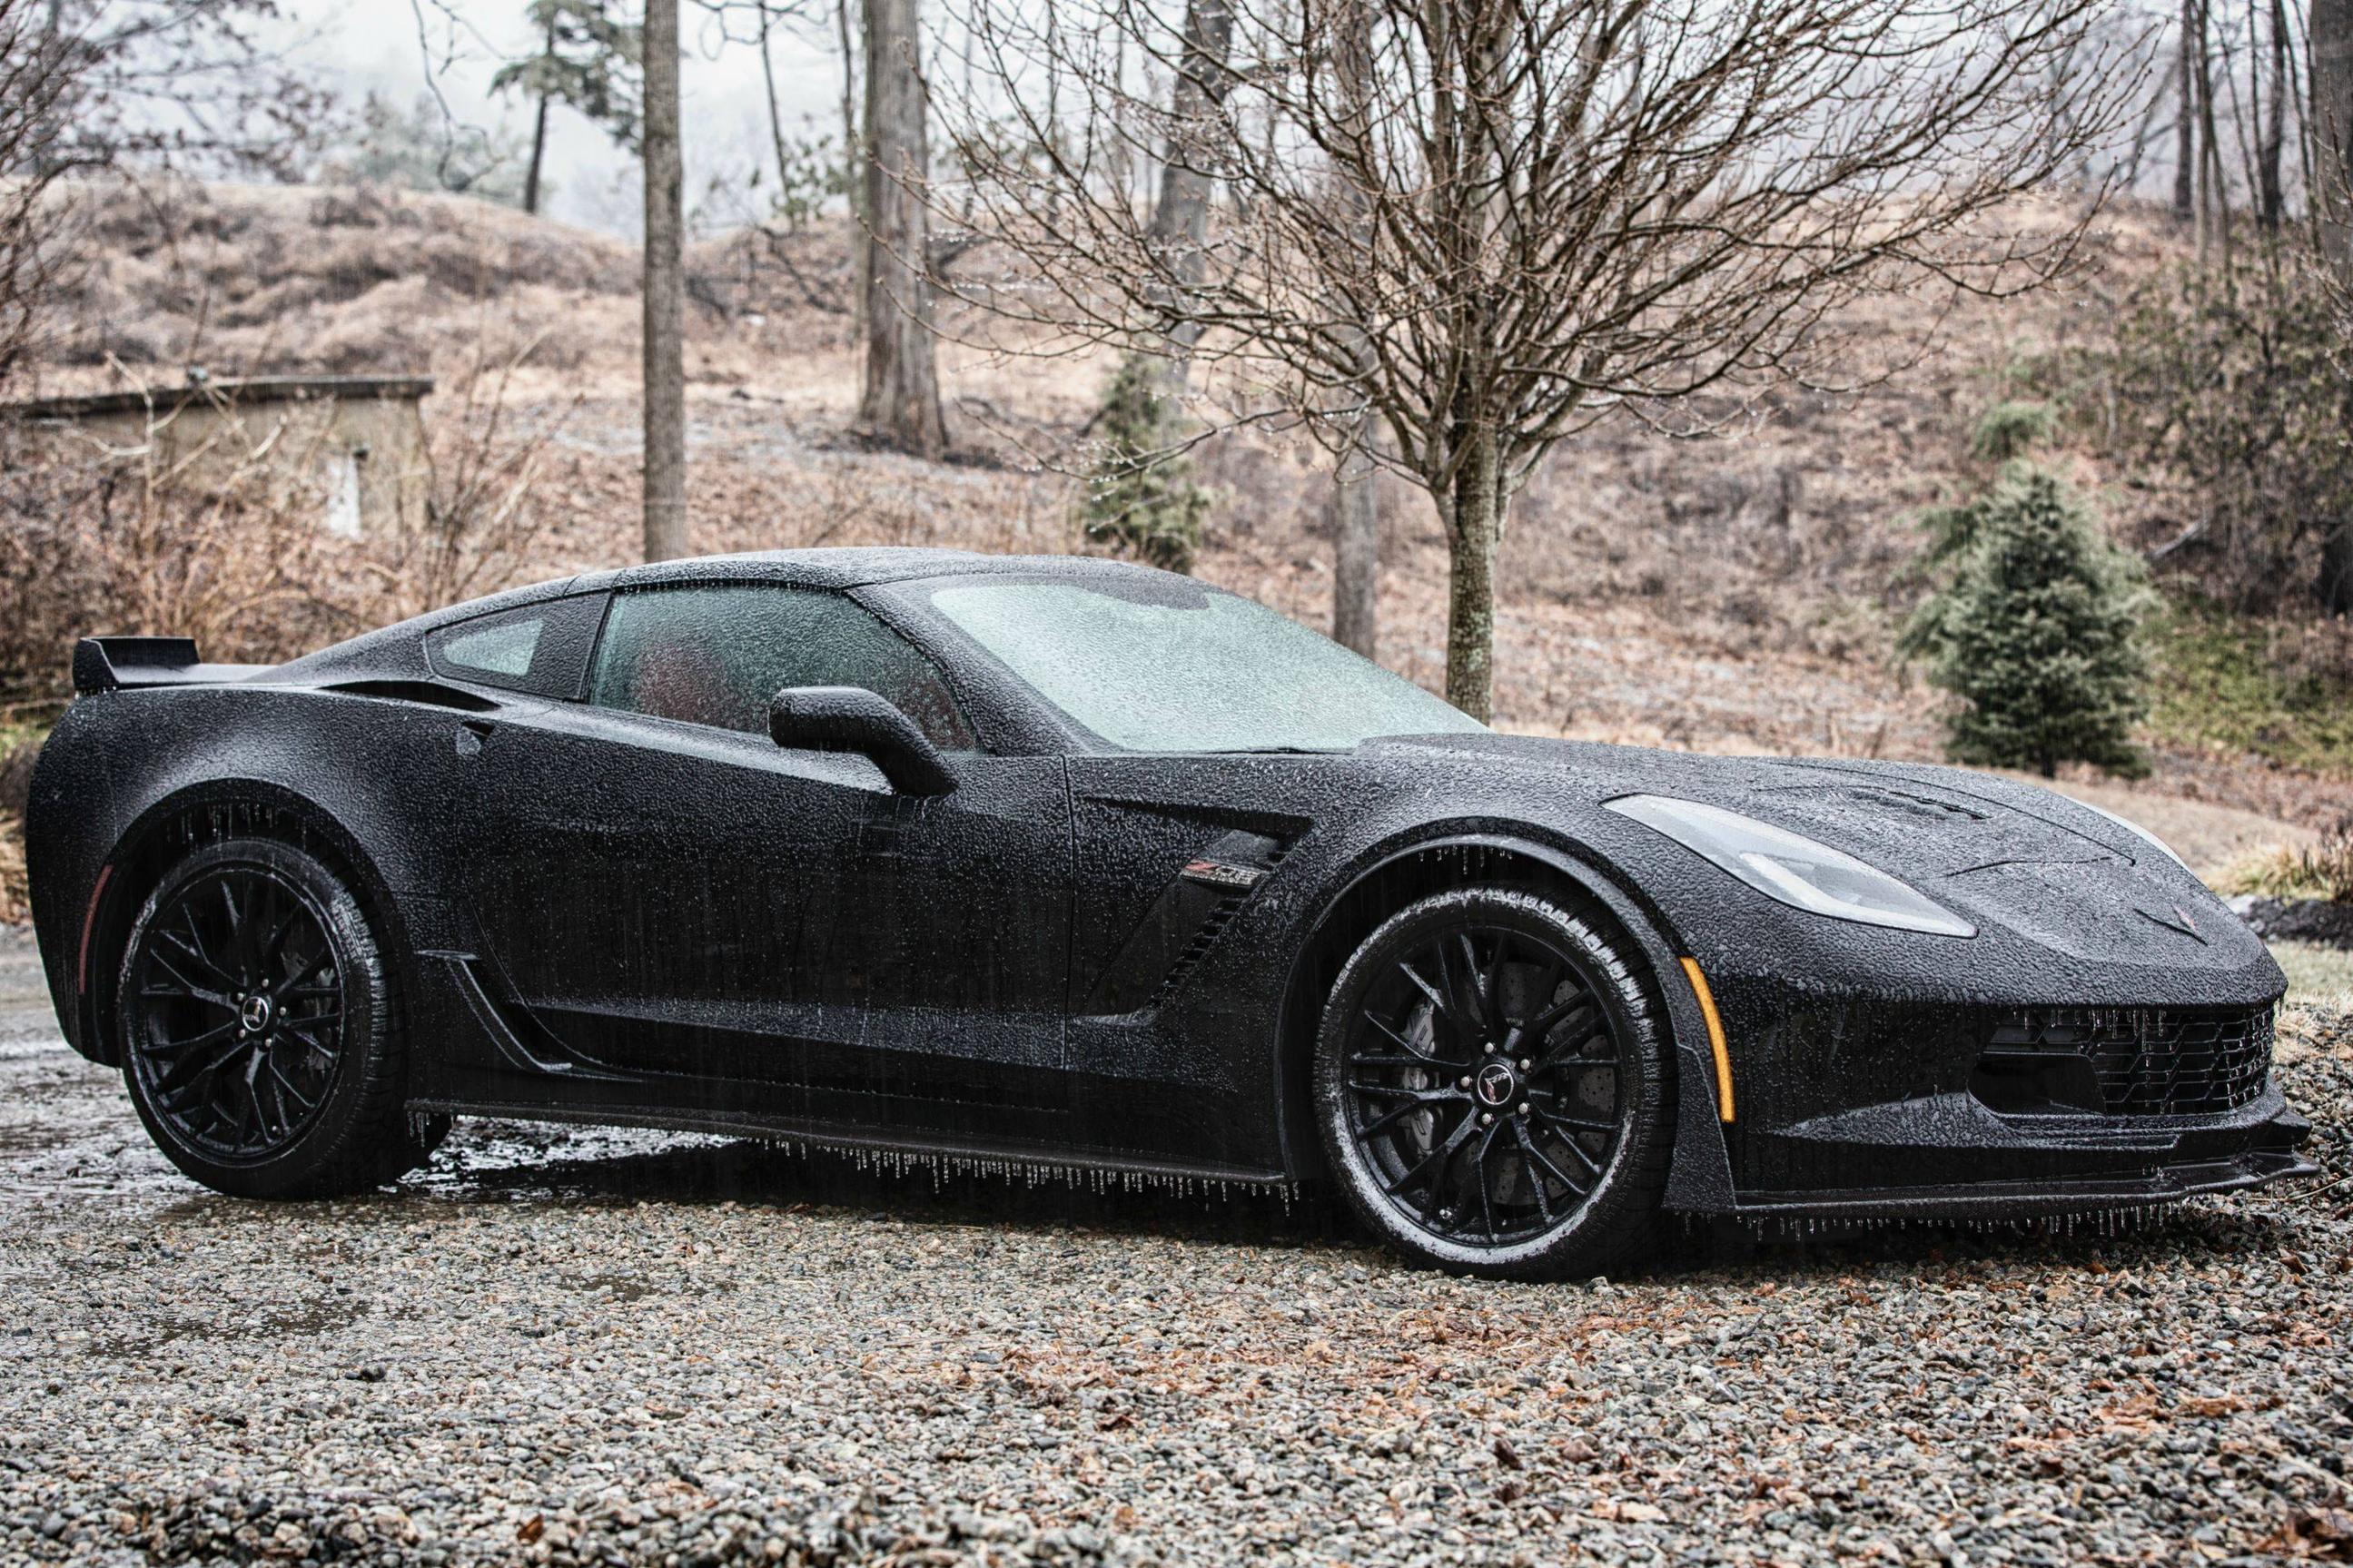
[25,548,2314,1277]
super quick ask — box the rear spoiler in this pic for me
[73,636,272,695]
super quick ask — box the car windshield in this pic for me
[924,577,1485,752]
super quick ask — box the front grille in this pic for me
[1980,1006,2273,1117]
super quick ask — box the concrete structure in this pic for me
[4,375,434,538]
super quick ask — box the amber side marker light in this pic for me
[1677,957,1735,1123]
[77,863,114,995]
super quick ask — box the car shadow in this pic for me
[377,1116,2311,1282]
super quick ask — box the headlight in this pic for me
[2073,799,2191,873]
[1605,794,1977,938]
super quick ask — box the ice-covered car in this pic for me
[25,548,2313,1277]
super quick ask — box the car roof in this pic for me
[567,547,1184,595]
[284,549,1193,674]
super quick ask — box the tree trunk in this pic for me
[1142,0,1235,380]
[1325,0,1379,660]
[1431,10,1510,723]
[641,0,689,562]
[2198,6,2231,267]
[29,0,65,180]
[2191,0,2226,263]
[2173,0,2196,222]
[758,3,792,208]
[1330,431,1379,659]
[856,0,947,457]
[523,10,557,217]
[524,94,551,215]
[835,0,865,335]
[2317,0,2353,274]
[2259,0,2288,231]
[1442,429,1504,721]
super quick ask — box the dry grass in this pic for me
[0,347,574,711]
[0,821,23,928]
[0,733,30,926]
[2224,819,2353,903]
[0,403,348,703]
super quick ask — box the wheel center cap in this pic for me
[241,994,273,1034]
[1474,1060,1519,1109]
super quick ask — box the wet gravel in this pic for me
[2,925,2349,1567]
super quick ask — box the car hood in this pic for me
[1367,733,2260,971]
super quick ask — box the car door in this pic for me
[450,581,1075,1138]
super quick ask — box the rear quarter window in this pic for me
[424,594,608,699]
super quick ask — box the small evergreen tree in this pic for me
[490,0,647,214]
[1969,399,2057,464]
[328,93,531,205]
[1078,356,1211,574]
[490,0,645,149]
[1903,464,2152,778]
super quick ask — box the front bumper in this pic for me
[1725,1093,2315,1219]
[1685,971,2316,1218]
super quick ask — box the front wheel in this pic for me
[1312,888,1675,1279]
[115,837,435,1198]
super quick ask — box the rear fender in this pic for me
[58,781,410,1070]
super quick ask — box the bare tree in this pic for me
[4,0,325,393]
[931,0,2143,718]
[0,0,72,390]
[643,0,688,561]
[40,0,335,181]
[2318,0,2353,271]
[835,0,865,337]
[2177,0,2200,219]
[2257,0,2289,229]
[1138,0,1236,384]
[856,0,948,454]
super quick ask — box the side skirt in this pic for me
[405,1096,1293,1189]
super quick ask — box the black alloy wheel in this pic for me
[125,858,346,1160]
[1314,888,1673,1278]
[117,837,438,1198]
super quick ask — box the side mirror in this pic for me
[769,685,957,796]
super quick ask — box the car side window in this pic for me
[588,584,977,751]
[424,594,608,699]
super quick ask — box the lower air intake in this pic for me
[1973,1005,2273,1118]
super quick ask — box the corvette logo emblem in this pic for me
[1475,1061,1518,1107]
[1180,859,1267,892]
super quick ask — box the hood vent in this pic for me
[1842,786,1988,824]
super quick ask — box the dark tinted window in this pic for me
[588,584,974,750]
[424,594,608,698]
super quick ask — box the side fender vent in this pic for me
[322,679,503,715]
[1081,832,1291,1017]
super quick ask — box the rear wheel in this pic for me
[116,837,436,1198]
[1313,888,1674,1279]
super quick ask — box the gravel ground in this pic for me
[3,924,2350,1568]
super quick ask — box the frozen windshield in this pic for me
[924,577,1485,752]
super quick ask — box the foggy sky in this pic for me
[273,1,851,237]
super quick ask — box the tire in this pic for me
[1312,887,1675,1279]
[114,836,435,1198]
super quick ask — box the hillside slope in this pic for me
[15,177,2353,840]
